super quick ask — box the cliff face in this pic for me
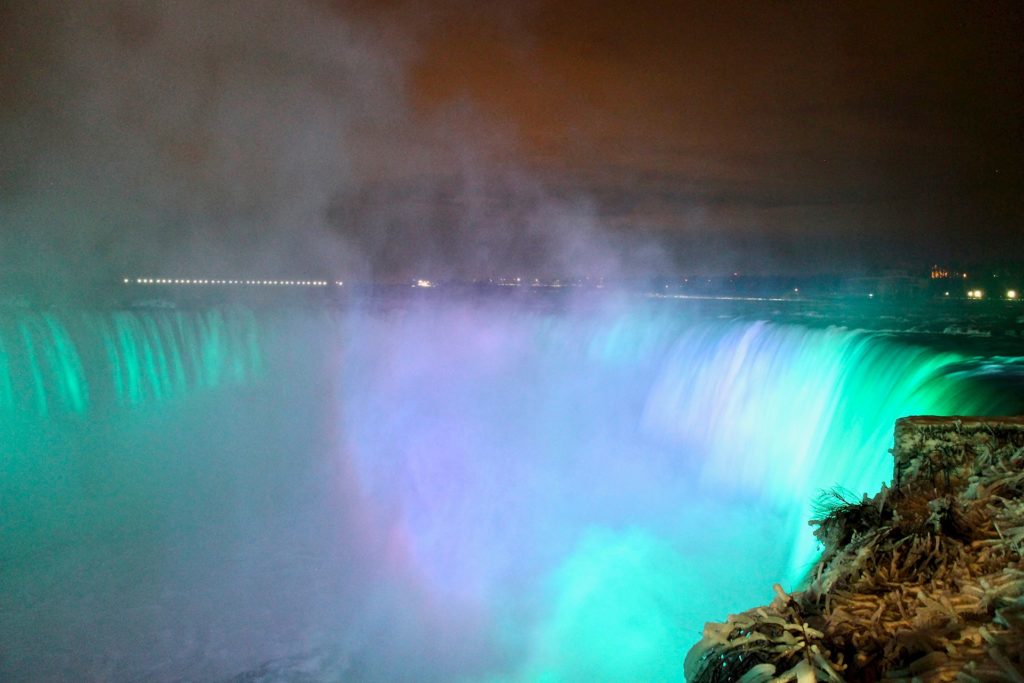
[685,417,1024,683]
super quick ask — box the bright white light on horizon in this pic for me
[1008,290,1018,300]
[125,277,334,287]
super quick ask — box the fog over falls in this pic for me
[2,300,1020,681]
[0,0,668,291]
[2,1,1023,680]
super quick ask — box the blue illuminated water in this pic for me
[1,297,1020,681]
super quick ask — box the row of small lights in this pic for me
[962,289,1018,300]
[125,278,342,287]
[122,278,1019,299]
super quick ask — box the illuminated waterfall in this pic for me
[0,307,263,415]
[1,301,1019,682]
[339,305,1017,681]
[639,320,1003,579]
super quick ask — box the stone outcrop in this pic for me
[685,416,1024,683]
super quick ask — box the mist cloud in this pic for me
[0,0,666,288]
[1,2,398,281]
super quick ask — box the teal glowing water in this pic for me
[0,308,263,415]
[340,305,1016,681]
[1,302,1019,681]
[638,321,1002,581]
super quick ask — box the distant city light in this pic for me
[118,275,1020,300]
[125,277,331,287]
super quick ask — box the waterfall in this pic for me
[338,303,1018,680]
[0,307,264,415]
[1,300,1019,681]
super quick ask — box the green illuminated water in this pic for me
[337,306,1020,682]
[0,307,263,415]
[635,321,1011,581]
[1,302,1020,682]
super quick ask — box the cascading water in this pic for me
[2,300,1020,682]
[0,307,263,415]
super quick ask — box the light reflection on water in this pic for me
[1,298,1020,681]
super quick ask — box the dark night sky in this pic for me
[1,1,1022,280]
